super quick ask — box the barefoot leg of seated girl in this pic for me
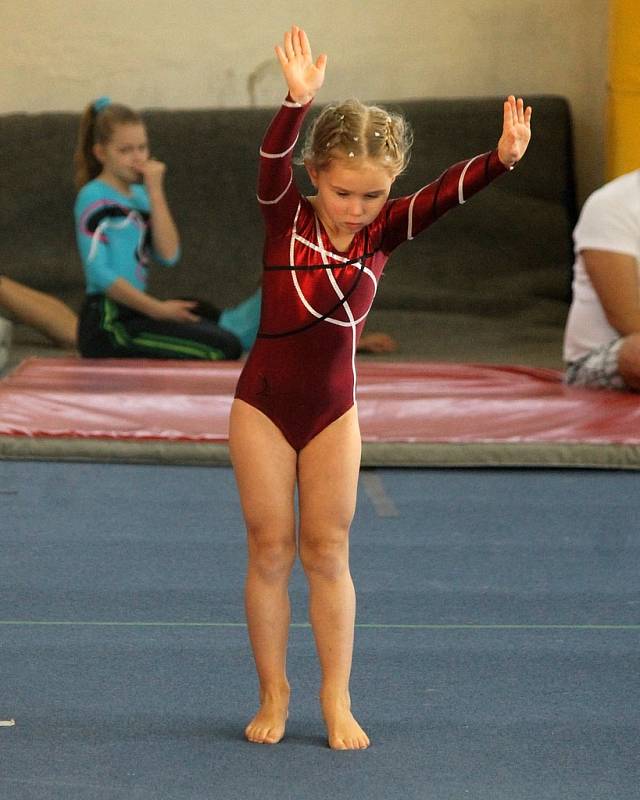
[229,399,298,744]
[297,406,370,750]
[0,276,78,348]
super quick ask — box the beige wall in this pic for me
[2,0,608,200]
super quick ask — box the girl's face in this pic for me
[94,123,149,190]
[307,156,395,239]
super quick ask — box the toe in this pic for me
[246,725,263,743]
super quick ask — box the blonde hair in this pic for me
[73,100,143,189]
[299,98,412,176]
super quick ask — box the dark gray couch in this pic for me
[0,96,575,371]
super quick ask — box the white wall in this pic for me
[2,0,609,200]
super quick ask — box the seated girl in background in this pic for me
[73,97,242,360]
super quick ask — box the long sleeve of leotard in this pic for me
[257,97,312,236]
[381,150,508,253]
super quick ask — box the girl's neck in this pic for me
[97,170,133,197]
[307,195,355,252]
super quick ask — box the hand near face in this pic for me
[138,158,167,190]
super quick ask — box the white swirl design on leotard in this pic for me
[288,211,379,403]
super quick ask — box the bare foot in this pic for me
[321,693,370,750]
[357,331,398,354]
[245,690,289,745]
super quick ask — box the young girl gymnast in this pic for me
[73,97,242,360]
[229,26,532,749]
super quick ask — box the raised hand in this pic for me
[497,96,532,168]
[275,25,327,105]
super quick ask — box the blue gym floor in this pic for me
[1,462,639,799]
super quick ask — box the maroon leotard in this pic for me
[234,98,508,451]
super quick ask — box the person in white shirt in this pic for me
[563,170,640,390]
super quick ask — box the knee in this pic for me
[220,331,243,360]
[211,327,242,360]
[619,335,640,388]
[299,530,350,581]
[247,525,296,581]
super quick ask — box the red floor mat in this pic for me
[0,357,638,445]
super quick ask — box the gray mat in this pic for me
[1,462,639,799]
[1,436,639,470]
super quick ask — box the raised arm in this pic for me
[257,27,327,232]
[383,96,532,252]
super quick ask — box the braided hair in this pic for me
[299,98,412,176]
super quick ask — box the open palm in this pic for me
[497,96,532,168]
[275,26,327,105]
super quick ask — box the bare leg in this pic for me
[0,276,77,348]
[229,399,298,744]
[618,334,640,391]
[297,405,370,750]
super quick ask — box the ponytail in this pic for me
[73,102,101,189]
[73,97,143,189]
